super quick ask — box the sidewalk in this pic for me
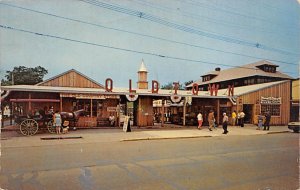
[0,124,291,148]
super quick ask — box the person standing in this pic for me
[263,111,271,130]
[197,112,203,130]
[231,110,237,126]
[222,112,229,134]
[239,110,245,127]
[53,110,62,134]
[257,113,263,130]
[208,110,214,131]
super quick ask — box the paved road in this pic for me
[0,133,299,190]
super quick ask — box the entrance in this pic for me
[243,104,253,123]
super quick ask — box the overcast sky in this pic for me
[0,0,299,87]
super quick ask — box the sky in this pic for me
[0,0,299,88]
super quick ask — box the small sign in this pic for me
[170,95,182,103]
[126,94,138,101]
[186,96,192,105]
[123,116,130,132]
[107,107,117,112]
[261,97,281,105]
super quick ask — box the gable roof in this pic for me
[189,60,292,87]
[37,69,104,88]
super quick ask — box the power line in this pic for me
[82,0,300,56]
[180,0,300,31]
[0,2,296,66]
[133,0,297,37]
[0,24,297,76]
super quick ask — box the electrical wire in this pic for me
[0,2,297,66]
[0,24,297,76]
[132,0,297,37]
[82,0,300,56]
[180,0,300,31]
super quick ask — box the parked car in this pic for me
[288,122,300,133]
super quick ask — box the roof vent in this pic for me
[215,67,221,71]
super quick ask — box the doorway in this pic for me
[243,104,253,123]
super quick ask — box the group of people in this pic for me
[257,111,271,130]
[230,110,245,127]
[197,110,271,134]
[45,106,70,135]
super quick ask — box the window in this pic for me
[261,105,280,116]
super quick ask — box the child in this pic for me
[53,110,61,134]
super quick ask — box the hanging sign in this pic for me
[170,95,182,103]
[261,97,281,105]
[126,94,138,102]
[186,96,192,105]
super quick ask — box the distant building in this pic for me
[187,60,292,91]
[290,78,300,122]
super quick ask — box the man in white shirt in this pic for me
[197,112,203,130]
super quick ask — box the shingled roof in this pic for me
[188,60,292,87]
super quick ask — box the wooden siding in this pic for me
[137,96,153,127]
[292,79,300,100]
[237,81,290,125]
[41,71,103,88]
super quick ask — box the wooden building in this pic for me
[1,60,293,128]
[290,79,300,122]
[187,60,292,90]
[1,69,120,127]
[186,60,293,126]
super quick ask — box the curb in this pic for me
[121,135,212,142]
[40,136,83,140]
[267,131,290,134]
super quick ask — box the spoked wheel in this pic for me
[47,120,56,134]
[20,119,39,136]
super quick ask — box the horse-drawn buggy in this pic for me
[14,109,86,136]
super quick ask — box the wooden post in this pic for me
[10,102,13,125]
[118,99,121,128]
[90,99,93,117]
[161,99,164,127]
[28,93,32,113]
[183,98,186,126]
[217,99,220,125]
[1,105,4,128]
[60,96,63,112]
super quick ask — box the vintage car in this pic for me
[288,121,300,133]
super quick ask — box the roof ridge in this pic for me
[36,69,104,88]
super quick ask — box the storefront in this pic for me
[1,64,292,128]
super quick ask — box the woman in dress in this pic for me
[53,110,62,134]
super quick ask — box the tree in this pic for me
[184,80,194,87]
[1,66,48,85]
[161,80,194,90]
[161,82,185,90]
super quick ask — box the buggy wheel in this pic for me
[20,119,38,136]
[47,120,56,134]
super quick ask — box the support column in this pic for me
[90,99,93,117]
[217,99,220,125]
[183,98,187,126]
[60,96,63,112]
[28,93,32,113]
[10,102,14,125]
[1,105,4,128]
[118,100,121,128]
[161,99,164,127]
